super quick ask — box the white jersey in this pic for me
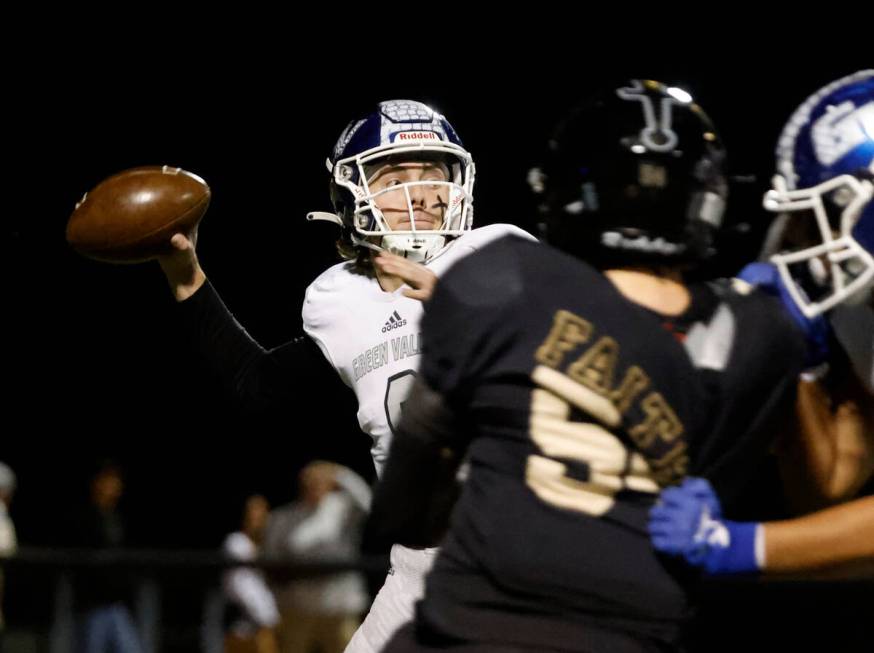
[303,224,534,476]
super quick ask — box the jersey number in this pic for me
[384,370,418,436]
[526,387,659,517]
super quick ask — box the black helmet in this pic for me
[529,79,728,269]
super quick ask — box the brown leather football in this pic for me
[66,166,210,263]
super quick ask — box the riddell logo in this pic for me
[382,310,407,333]
[395,131,439,142]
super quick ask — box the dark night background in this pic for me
[4,50,857,545]
[2,34,870,645]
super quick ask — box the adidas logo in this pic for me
[382,310,407,333]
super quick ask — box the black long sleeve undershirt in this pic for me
[174,279,333,414]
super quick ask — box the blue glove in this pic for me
[736,262,830,367]
[648,478,721,556]
[649,477,761,575]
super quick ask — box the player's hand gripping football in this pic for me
[157,228,206,302]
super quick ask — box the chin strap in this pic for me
[307,211,452,264]
[381,234,446,264]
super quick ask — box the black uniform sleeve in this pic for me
[364,377,465,550]
[175,279,331,413]
[420,236,526,402]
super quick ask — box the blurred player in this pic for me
[368,80,807,651]
[651,70,874,576]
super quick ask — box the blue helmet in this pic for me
[309,100,475,263]
[763,70,874,317]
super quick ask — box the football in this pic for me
[66,166,211,263]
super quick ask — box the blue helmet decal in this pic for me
[332,100,463,164]
[776,71,874,190]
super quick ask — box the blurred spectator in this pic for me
[263,461,370,653]
[0,461,17,633]
[223,494,280,653]
[69,460,143,653]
